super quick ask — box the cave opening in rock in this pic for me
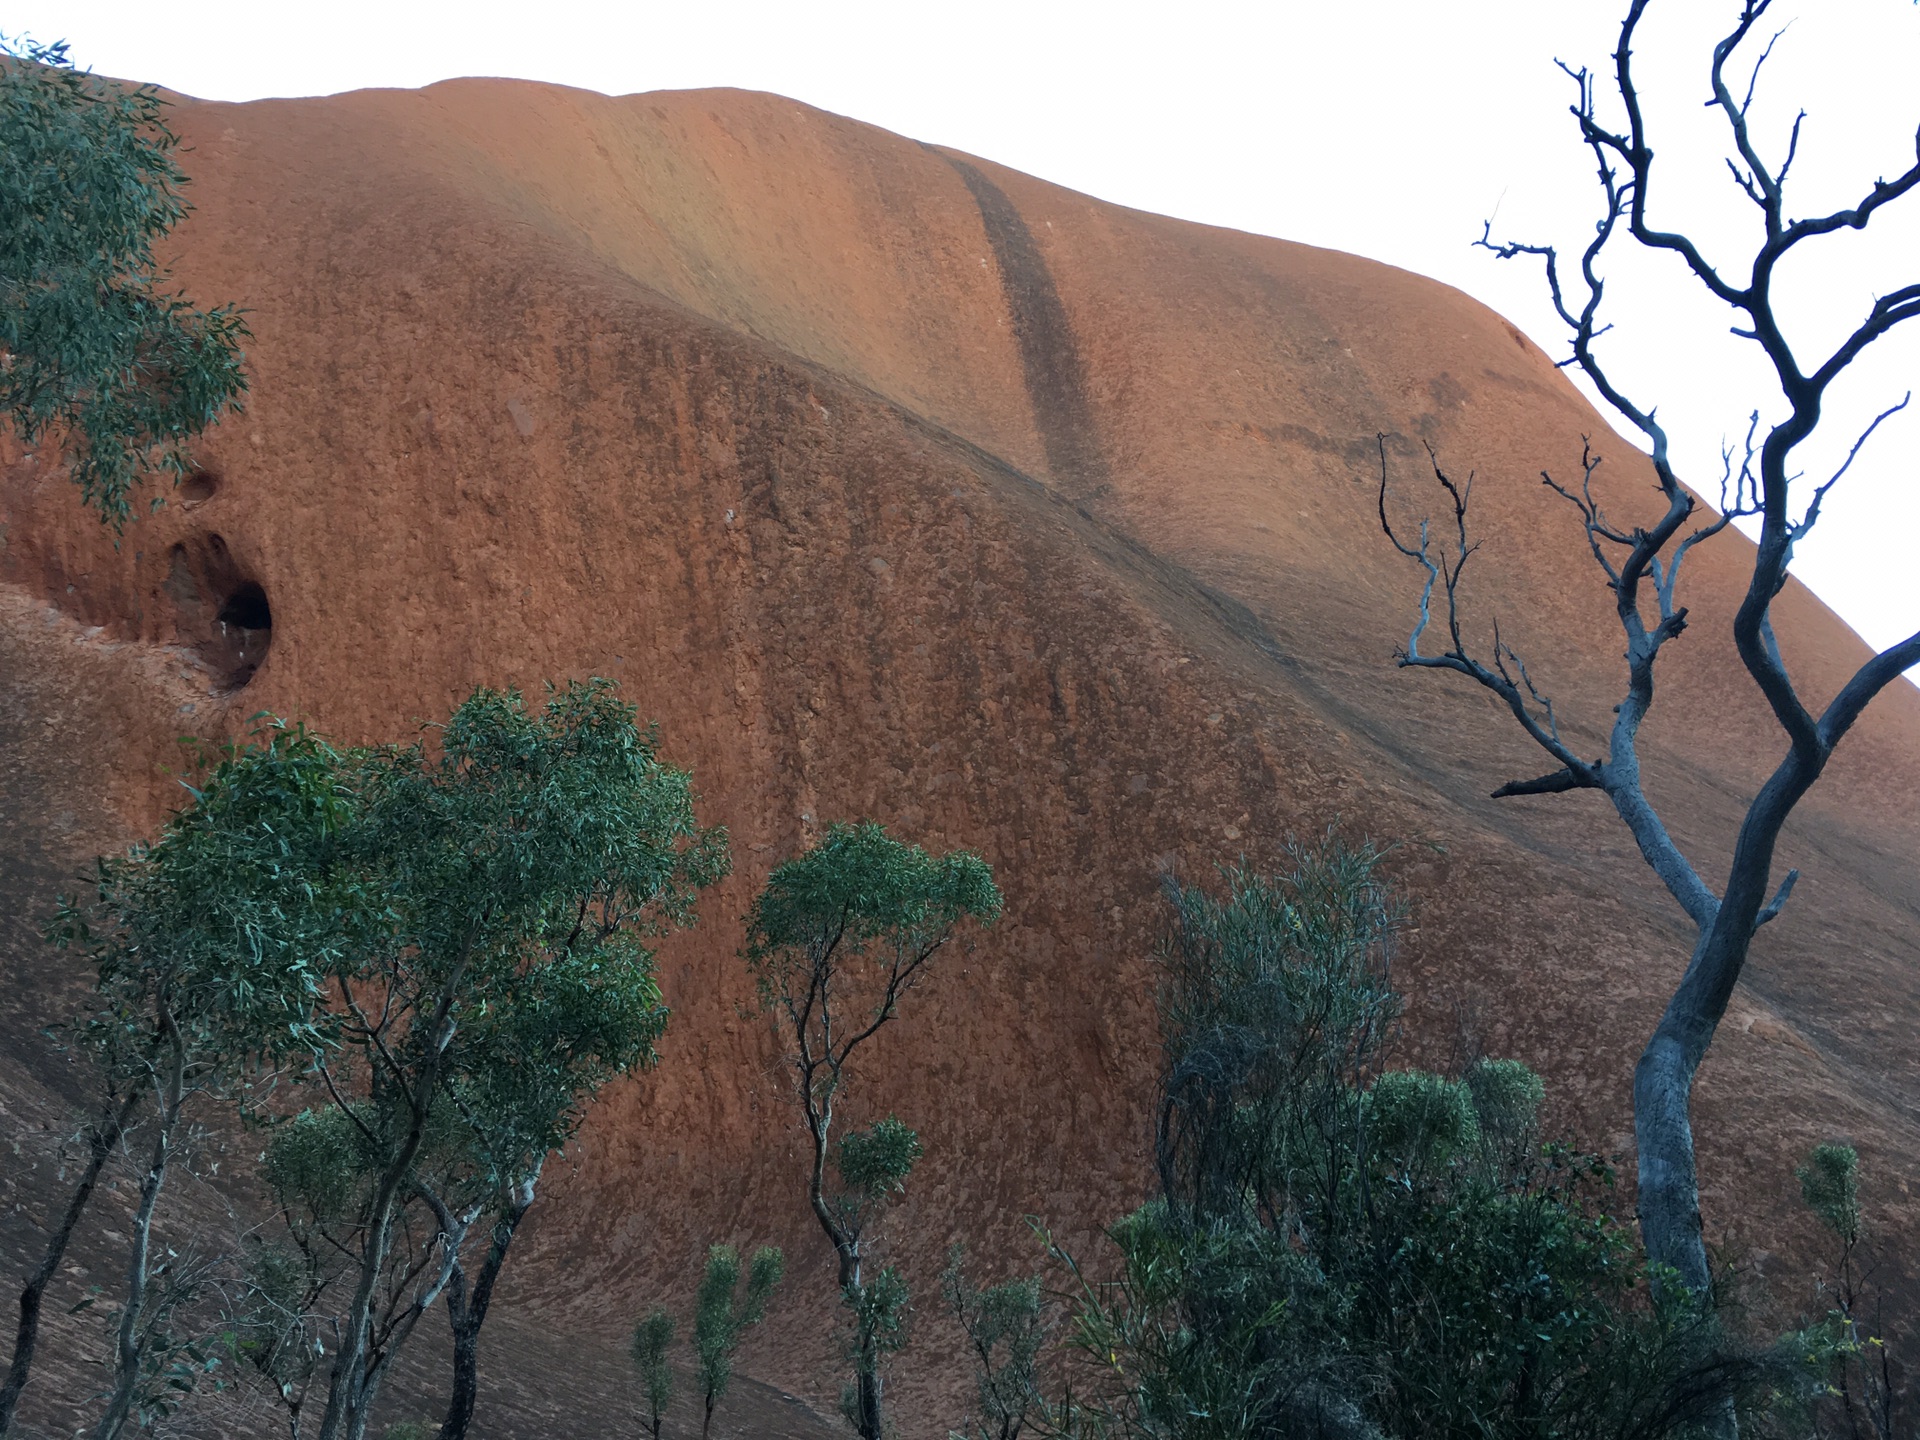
[212,580,272,689]
[217,582,271,633]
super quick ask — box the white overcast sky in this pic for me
[14,1,1919,669]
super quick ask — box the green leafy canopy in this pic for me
[1,35,249,527]
[744,820,1001,982]
[836,1117,923,1201]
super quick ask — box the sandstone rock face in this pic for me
[3,79,1917,1432]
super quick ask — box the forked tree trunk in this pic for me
[439,1170,538,1440]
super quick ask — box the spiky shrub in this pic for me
[1782,1145,1897,1440]
[942,1246,1056,1440]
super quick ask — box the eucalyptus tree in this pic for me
[693,1243,784,1440]
[1375,0,1920,1306]
[630,1308,675,1440]
[0,724,361,1440]
[276,680,727,1440]
[743,821,1001,1440]
[0,35,248,527]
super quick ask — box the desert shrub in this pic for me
[1042,838,1772,1440]
[944,1245,1057,1440]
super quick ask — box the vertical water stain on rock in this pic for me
[937,150,1109,501]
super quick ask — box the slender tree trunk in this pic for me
[438,1169,538,1440]
[91,1112,175,1440]
[833,1243,886,1440]
[852,1346,884,1440]
[804,1091,887,1440]
[315,959,472,1440]
[313,1158,409,1440]
[94,1025,187,1440]
[0,1093,141,1439]
[334,1233,463,1440]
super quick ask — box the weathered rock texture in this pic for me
[3,78,1918,1435]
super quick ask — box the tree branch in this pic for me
[1754,868,1799,930]
[1491,767,1602,799]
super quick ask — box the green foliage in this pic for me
[1463,1056,1546,1165]
[630,1308,674,1440]
[1363,1068,1479,1174]
[1152,839,1402,1226]
[846,1265,911,1357]
[260,1107,371,1230]
[0,35,248,527]
[48,719,366,1089]
[1051,837,1765,1440]
[745,819,1001,1006]
[693,1244,784,1435]
[943,1246,1056,1440]
[1797,1145,1861,1249]
[322,679,725,1188]
[837,1118,923,1202]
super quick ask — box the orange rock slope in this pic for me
[4,78,1918,1430]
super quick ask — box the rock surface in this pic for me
[3,77,1917,1436]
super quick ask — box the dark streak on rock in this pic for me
[935,149,1109,500]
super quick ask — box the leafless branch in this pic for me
[1791,392,1912,542]
[1754,868,1799,929]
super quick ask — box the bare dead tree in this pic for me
[1376,0,1920,1308]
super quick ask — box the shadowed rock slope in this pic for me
[3,79,1917,1434]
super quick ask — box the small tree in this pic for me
[0,35,248,527]
[693,1244,784,1440]
[743,821,1001,1440]
[1794,1145,1895,1440]
[0,724,359,1440]
[942,1246,1056,1440]
[270,680,726,1440]
[631,1308,675,1440]
[1375,0,1920,1314]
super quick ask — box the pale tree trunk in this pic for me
[94,1013,189,1440]
[315,952,474,1440]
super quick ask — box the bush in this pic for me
[1045,838,1770,1440]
